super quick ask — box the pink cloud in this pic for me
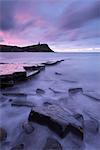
[0,31,28,46]
[34,16,48,28]
[15,12,31,24]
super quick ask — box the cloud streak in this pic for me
[0,0,16,31]
[61,0,100,30]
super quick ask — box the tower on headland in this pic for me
[38,42,41,45]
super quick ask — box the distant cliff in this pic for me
[0,44,54,52]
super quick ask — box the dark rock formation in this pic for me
[0,59,64,89]
[0,67,39,89]
[68,88,83,95]
[43,137,62,150]
[24,65,45,71]
[11,100,34,108]
[74,113,84,124]
[13,72,27,83]
[0,71,26,89]
[43,102,52,106]
[28,104,83,139]
[0,44,53,52]
[36,88,45,95]
[0,127,7,141]
[42,60,64,66]
[0,74,14,89]
[55,72,62,75]
[2,93,27,97]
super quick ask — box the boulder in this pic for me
[68,88,83,95]
[43,137,62,150]
[36,88,45,95]
[28,104,83,139]
[0,127,7,141]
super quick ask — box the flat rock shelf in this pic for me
[0,60,64,89]
[28,103,83,139]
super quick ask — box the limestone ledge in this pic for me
[0,60,64,89]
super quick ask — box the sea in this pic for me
[0,52,100,150]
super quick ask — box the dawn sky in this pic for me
[0,0,100,51]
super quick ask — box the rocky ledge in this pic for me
[28,103,83,139]
[0,60,64,89]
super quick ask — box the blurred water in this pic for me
[0,52,100,63]
[0,52,100,150]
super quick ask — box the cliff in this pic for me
[0,44,53,52]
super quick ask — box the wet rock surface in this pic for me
[42,60,64,66]
[43,137,62,150]
[11,100,35,107]
[68,88,83,95]
[28,104,83,139]
[0,60,63,89]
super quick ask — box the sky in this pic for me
[0,0,100,52]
